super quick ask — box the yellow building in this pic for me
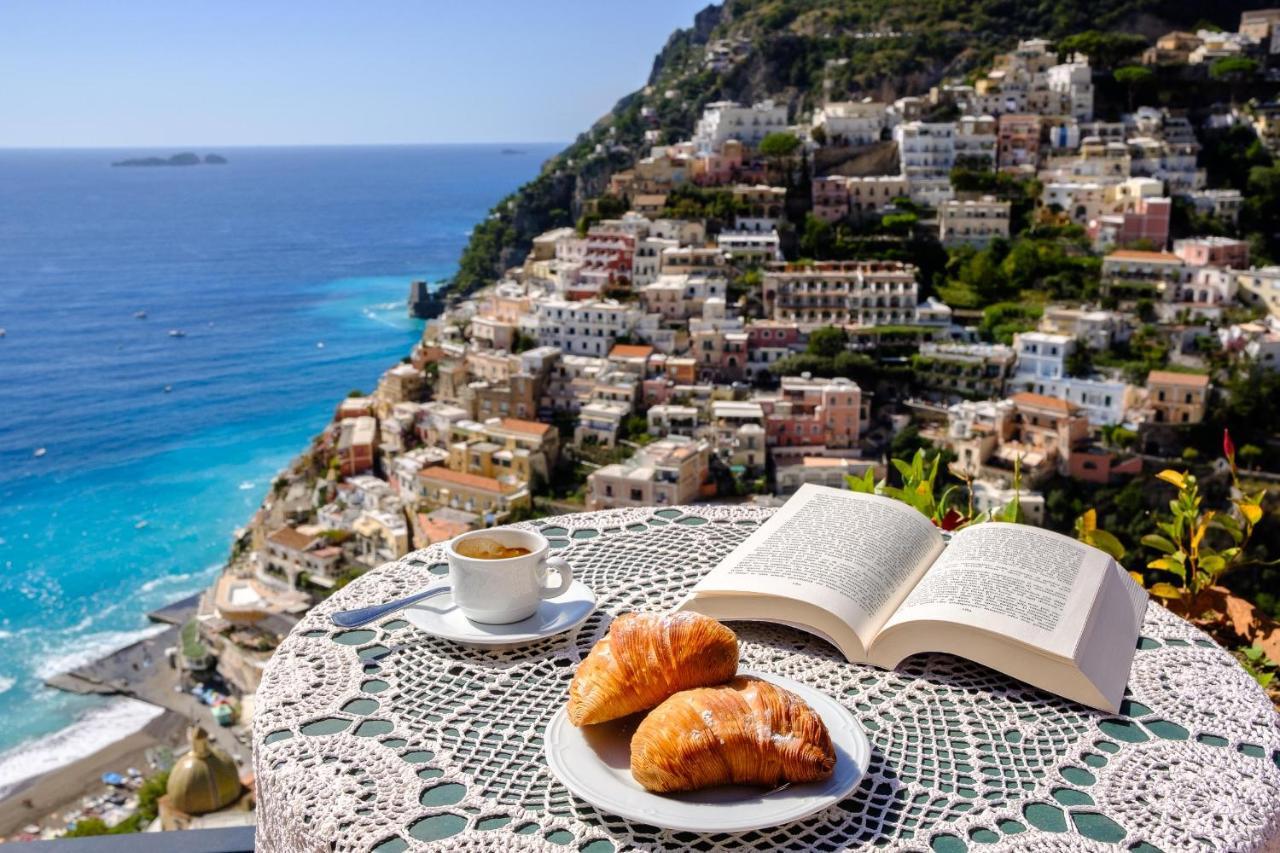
[1146,371,1210,425]
[416,466,531,517]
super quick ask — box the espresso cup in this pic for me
[445,528,573,624]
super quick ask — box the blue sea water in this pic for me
[0,144,560,789]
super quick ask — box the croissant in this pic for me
[567,612,738,726]
[630,677,836,793]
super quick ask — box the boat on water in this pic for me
[135,520,148,530]
[168,329,186,338]
[316,341,325,349]
[134,311,147,319]
[33,447,47,458]
[163,385,173,393]
[0,328,6,337]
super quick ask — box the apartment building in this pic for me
[1173,237,1250,270]
[1146,371,1210,425]
[693,100,789,152]
[813,101,888,146]
[758,375,861,451]
[763,261,919,327]
[1011,332,1133,425]
[415,466,531,517]
[533,299,639,357]
[938,196,1011,246]
[586,435,711,510]
[894,122,956,178]
[997,114,1042,172]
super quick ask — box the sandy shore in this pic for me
[0,595,253,840]
[0,710,186,838]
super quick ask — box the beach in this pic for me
[0,710,185,839]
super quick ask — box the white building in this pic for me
[954,115,997,168]
[812,101,888,146]
[894,121,956,179]
[533,299,640,357]
[1046,60,1094,121]
[1011,332,1133,425]
[693,100,789,152]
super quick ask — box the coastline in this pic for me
[0,710,186,839]
[0,593,251,838]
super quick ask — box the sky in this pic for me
[0,1,712,148]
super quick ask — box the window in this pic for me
[630,488,643,501]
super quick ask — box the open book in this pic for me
[678,484,1148,712]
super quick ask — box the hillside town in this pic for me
[169,13,1280,732]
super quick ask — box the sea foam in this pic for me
[36,625,169,681]
[0,697,164,799]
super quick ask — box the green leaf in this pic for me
[1149,582,1182,600]
[1140,534,1177,554]
[1088,530,1126,561]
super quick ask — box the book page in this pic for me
[688,485,944,650]
[878,522,1107,659]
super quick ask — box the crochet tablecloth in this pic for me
[253,505,1280,853]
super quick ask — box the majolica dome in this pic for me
[166,726,243,815]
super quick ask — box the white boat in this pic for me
[163,385,173,393]
[33,447,46,458]
[135,520,148,530]
[168,329,186,338]
[316,341,325,349]
[134,311,147,319]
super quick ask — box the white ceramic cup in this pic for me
[445,528,573,624]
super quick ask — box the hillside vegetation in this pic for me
[444,0,1259,298]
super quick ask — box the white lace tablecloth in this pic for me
[253,506,1280,852]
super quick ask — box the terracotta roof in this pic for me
[609,344,655,360]
[1011,392,1074,414]
[268,527,317,552]
[1147,370,1210,387]
[498,417,554,437]
[1105,250,1182,263]
[419,514,473,545]
[418,466,509,493]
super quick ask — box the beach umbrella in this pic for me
[102,772,125,786]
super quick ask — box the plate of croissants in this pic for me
[544,611,870,833]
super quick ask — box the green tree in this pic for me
[807,326,848,358]
[758,131,801,158]
[1211,56,1261,106]
[1057,31,1147,69]
[1113,65,1154,111]
[1064,340,1094,377]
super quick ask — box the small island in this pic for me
[112,152,228,167]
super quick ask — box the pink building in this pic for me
[811,176,850,223]
[690,139,746,186]
[1173,237,1250,269]
[569,229,636,299]
[997,114,1042,171]
[1088,196,1170,250]
[759,375,861,450]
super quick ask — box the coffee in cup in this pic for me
[446,529,572,624]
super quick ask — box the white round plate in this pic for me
[543,669,870,833]
[403,580,596,646]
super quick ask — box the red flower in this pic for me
[937,508,966,531]
[1223,428,1237,473]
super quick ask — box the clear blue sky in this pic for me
[0,1,712,147]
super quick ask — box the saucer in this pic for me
[403,580,597,646]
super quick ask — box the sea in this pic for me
[0,143,561,796]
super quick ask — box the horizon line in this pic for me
[0,140,573,152]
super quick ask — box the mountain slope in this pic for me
[444,0,1262,299]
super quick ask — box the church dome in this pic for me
[166,726,243,815]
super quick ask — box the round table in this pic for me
[253,505,1280,852]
